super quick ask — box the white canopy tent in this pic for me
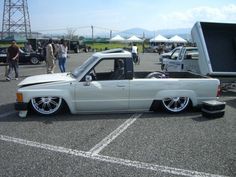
[127,35,143,43]
[150,34,168,43]
[168,35,187,43]
[110,35,125,42]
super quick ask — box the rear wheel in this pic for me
[30,56,40,65]
[162,97,190,113]
[31,97,62,115]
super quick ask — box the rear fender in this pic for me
[154,90,197,106]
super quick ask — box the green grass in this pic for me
[88,42,147,52]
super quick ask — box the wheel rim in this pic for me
[162,97,189,112]
[31,57,39,64]
[31,97,62,115]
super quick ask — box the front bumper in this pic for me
[15,102,28,111]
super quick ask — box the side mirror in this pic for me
[85,75,92,82]
[84,75,92,86]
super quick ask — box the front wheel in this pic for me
[31,97,62,115]
[161,64,164,70]
[162,97,190,113]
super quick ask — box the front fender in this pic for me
[18,88,74,113]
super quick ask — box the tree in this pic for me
[66,28,77,40]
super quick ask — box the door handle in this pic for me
[117,84,125,87]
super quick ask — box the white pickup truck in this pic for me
[161,46,199,73]
[162,22,236,88]
[15,49,220,118]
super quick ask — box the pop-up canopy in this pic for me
[168,35,187,43]
[127,35,143,42]
[110,35,125,42]
[150,34,168,42]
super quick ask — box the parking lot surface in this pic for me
[0,53,235,177]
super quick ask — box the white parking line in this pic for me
[89,113,142,155]
[0,111,16,118]
[0,134,227,177]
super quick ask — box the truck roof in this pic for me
[93,48,132,58]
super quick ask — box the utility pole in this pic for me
[142,32,145,53]
[110,30,112,39]
[1,0,32,39]
[91,25,94,41]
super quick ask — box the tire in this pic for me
[31,97,62,115]
[74,48,78,53]
[137,56,140,65]
[30,56,40,65]
[161,64,164,70]
[162,97,190,113]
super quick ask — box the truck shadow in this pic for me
[221,90,236,97]
[225,98,236,109]
[0,103,220,124]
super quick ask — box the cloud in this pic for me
[160,4,236,29]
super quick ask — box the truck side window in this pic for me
[87,58,125,81]
[184,49,199,60]
[170,49,180,60]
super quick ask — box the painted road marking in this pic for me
[89,113,142,155]
[0,134,228,177]
[0,111,16,118]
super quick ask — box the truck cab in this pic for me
[162,47,200,73]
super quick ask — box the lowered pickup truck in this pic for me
[15,49,220,118]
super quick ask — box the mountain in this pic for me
[115,27,191,40]
[116,28,154,38]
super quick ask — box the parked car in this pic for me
[161,47,199,72]
[159,47,181,64]
[15,48,220,118]
[0,47,45,65]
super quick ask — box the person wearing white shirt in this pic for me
[58,39,68,72]
[131,43,138,64]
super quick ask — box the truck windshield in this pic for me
[72,56,98,78]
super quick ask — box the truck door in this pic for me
[75,58,129,112]
[182,48,200,73]
[165,48,182,71]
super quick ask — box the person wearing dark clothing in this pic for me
[6,40,20,81]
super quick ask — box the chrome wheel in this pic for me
[30,57,39,64]
[162,97,190,113]
[31,97,62,115]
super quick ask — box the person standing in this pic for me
[58,39,68,73]
[6,40,20,81]
[46,39,56,74]
[131,43,138,64]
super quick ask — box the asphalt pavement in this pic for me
[0,52,235,177]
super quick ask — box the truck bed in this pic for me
[134,71,207,79]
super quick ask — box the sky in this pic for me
[1,0,236,36]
